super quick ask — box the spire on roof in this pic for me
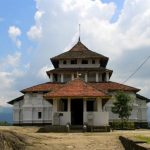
[78,24,81,42]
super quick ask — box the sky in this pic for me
[0,0,150,107]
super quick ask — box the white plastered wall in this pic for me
[104,91,147,122]
[13,93,52,124]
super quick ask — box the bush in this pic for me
[111,120,135,130]
[0,121,11,126]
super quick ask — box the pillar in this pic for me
[99,73,102,82]
[83,98,87,112]
[106,72,109,82]
[97,98,102,112]
[50,74,53,82]
[67,98,71,124]
[85,73,88,82]
[61,73,64,83]
[53,98,58,112]
[71,73,74,80]
[96,72,99,82]
[68,98,71,112]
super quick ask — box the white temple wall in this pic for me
[104,91,147,122]
[59,59,100,68]
[13,100,24,124]
[136,99,147,122]
[13,93,52,124]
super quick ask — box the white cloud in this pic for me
[27,10,44,41]
[0,52,26,106]
[26,0,150,99]
[34,10,45,22]
[6,52,21,67]
[37,65,53,80]
[27,25,42,41]
[0,97,11,107]
[8,26,22,48]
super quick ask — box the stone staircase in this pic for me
[37,125,110,133]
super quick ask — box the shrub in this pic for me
[111,120,135,130]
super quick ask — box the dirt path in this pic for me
[0,127,124,150]
[2,126,150,150]
[23,132,124,150]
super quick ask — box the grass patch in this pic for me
[135,135,150,144]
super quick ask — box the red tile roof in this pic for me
[44,79,108,98]
[21,81,140,93]
[21,82,63,93]
[89,82,140,92]
[8,80,140,104]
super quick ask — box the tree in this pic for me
[112,91,133,122]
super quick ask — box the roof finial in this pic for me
[78,24,81,42]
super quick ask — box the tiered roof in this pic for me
[21,80,140,94]
[8,79,140,104]
[51,41,109,68]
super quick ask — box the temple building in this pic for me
[8,39,149,129]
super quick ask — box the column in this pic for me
[97,98,102,112]
[96,72,99,82]
[85,73,88,82]
[106,72,109,82]
[61,73,64,83]
[99,73,102,82]
[68,98,71,124]
[50,74,53,82]
[71,73,74,80]
[53,98,58,112]
[68,98,71,112]
[83,98,87,124]
[83,98,87,112]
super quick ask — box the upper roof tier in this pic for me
[51,41,109,68]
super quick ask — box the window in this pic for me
[92,60,95,64]
[58,99,68,111]
[86,99,97,111]
[71,59,77,64]
[38,112,42,119]
[82,59,88,64]
[63,60,67,64]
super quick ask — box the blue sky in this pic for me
[0,0,124,56]
[0,0,35,55]
[0,0,150,108]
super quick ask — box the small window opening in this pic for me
[82,59,88,64]
[92,60,95,64]
[59,99,68,111]
[63,60,67,64]
[38,112,42,119]
[71,59,77,64]
[86,100,96,111]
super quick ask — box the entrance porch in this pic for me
[52,97,109,126]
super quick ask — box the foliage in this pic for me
[111,91,132,121]
[111,120,135,130]
[0,121,11,126]
[136,136,150,144]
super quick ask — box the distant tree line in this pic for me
[0,121,12,126]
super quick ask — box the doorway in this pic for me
[71,99,83,125]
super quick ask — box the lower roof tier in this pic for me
[21,80,140,94]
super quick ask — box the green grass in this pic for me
[135,135,150,144]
